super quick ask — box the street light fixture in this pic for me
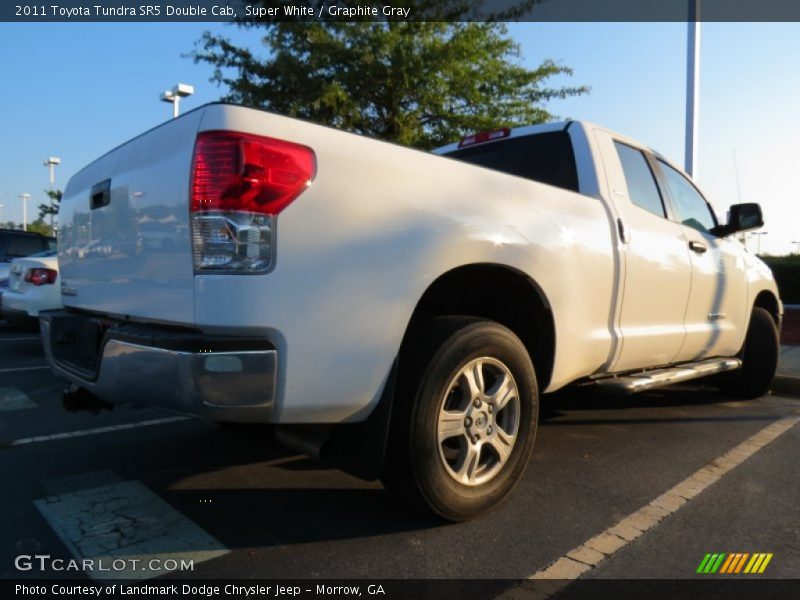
[160,83,194,118]
[19,193,31,231]
[43,156,61,231]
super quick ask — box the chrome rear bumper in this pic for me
[40,311,277,423]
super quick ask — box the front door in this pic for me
[654,159,749,361]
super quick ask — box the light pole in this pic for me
[160,83,194,118]
[685,0,701,178]
[43,156,61,232]
[19,193,31,231]
[751,231,768,255]
[0,204,4,223]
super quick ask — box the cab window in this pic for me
[446,132,579,193]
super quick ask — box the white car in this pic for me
[1,252,61,324]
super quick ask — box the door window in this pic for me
[657,160,717,233]
[614,142,666,218]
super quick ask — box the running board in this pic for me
[593,358,741,394]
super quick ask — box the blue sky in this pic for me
[1,21,798,254]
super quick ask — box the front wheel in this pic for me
[383,317,538,521]
[718,307,779,399]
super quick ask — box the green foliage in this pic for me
[191,18,588,149]
[27,218,53,237]
[38,188,62,221]
[760,255,800,304]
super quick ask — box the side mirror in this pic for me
[712,202,764,237]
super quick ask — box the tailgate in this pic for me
[58,108,206,324]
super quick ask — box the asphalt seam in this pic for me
[497,415,800,599]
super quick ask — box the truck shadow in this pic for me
[539,384,777,425]
[124,424,444,550]
[130,385,777,553]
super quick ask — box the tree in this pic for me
[191,18,588,150]
[27,218,52,236]
[38,189,62,222]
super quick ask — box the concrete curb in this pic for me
[772,375,800,398]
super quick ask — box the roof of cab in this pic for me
[432,120,671,169]
[433,121,572,155]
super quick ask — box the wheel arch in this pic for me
[753,289,781,327]
[399,263,556,392]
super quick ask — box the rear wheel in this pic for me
[382,317,538,521]
[718,307,779,399]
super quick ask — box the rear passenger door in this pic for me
[597,134,693,372]
[654,160,748,361]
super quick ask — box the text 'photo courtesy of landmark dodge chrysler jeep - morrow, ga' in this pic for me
[41,103,781,521]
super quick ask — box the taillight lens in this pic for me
[24,268,58,286]
[190,130,316,273]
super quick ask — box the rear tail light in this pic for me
[24,268,58,286]
[190,130,316,273]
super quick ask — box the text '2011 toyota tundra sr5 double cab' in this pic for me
[41,103,781,521]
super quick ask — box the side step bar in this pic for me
[593,358,741,394]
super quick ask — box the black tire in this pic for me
[382,316,538,521]
[718,307,779,399]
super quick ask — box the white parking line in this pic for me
[0,365,50,373]
[498,415,800,598]
[0,387,37,411]
[10,416,191,446]
[35,472,229,580]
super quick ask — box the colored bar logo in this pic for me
[696,553,773,574]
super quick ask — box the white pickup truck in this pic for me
[41,103,781,521]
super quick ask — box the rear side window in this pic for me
[445,131,579,193]
[614,142,666,218]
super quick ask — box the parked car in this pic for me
[0,251,60,325]
[0,229,56,284]
[41,104,781,520]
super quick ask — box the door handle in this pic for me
[689,240,707,254]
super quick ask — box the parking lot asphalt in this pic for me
[0,323,798,588]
